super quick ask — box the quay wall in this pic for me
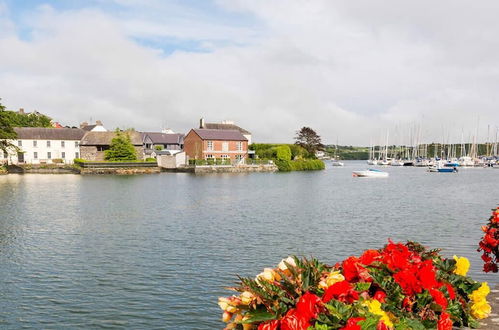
[192,164,278,174]
[80,167,161,175]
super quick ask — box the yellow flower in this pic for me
[218,297,239,313]
[240,291,254,305]
[326,271,345,287]
[364,299,394,328]
[453,256,470,276]
[470,282,491,319]
[256,268,281,284]
[222,311,232,322]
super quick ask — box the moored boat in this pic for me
[352,169,389,178]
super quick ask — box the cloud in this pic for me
[0,1,498,145]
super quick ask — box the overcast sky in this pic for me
[0,0,498,145]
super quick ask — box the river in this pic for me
[0,161,498,328]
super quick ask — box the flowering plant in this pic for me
[478,206,499,273]
[219,241,490,329]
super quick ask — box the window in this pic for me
[34,152,38,159]
[61,152,65,159]
[236,154,243,161]
[18,140,22,147]
[205,154,214,159]
[75,141,79,147]
[61,141,65,148]
[207,141,213,150]
[33,140,37,147]
[47,141,51,147]
[236,141,243,151]
[75,152,79,159]
[221,154,229,159]
[222,142,229,152]
[47,152,51,159]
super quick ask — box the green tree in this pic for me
[294,127,324,155]
[104,130,138,161]
[0,100,18,154]
[1,109,52,127]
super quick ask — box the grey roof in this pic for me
[191,129,247,141]
[80,131,143,146]
[202,123,251,134]
[14,127,86,140]
[142,132,184,144]
[81,125,97,131]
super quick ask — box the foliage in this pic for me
[154,145,163,151]
[478,206,499,272]
[0,107,52,127]
[0,100,18,154]
[275,159,325,172]
[219,241,490,330]
[275,145,292,161]
[250,144,310,160]
[295,127,325,154]
[188,158,231,166]
[145,157,157,162]
[104,130,138,161]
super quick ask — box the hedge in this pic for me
[274,159,325,172]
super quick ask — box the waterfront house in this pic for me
[199,118,252,145]
[183,128,248,162]
[80,120,108,132]
[80,131,143,161]
[141,131,184,157]
[3,127,86,165]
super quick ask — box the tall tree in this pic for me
[104,130,138,161]
[0,100,18,154]
[294,127,324,155]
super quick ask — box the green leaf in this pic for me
[241,309,277,324]
[355,282,371,292]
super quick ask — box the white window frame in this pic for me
[61,141,65,148]
[34,152,38,159]
[236,141,243,151]
[207,141,213,151]
[222,142,229,152]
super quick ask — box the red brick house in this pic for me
[183,129,248,162]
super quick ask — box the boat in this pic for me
[390,159,404,166]
[428,161,458,173]
[331,160,344,166]
[352,169,389,178]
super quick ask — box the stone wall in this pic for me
[193,164,278,174]
[80,167,160,175]
[80,146,100,161]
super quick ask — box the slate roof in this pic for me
[142,132,184,144]
[14,127,86,140]
[190,129,247,141]
[81,125,97,131]
[80,131,143,146]
[202,123,251,134]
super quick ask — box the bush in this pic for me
[74,158,85,164]
[145,157,156,162]
[52,158,63,164]
[275,145,292,161]
[250,143,309,160]
[104,130,137,161]
[154,145,163,151]
[275,159,325,172]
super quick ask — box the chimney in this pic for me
[80,121,89,128]
[200,117,205,128]
[96,120,103,126]
[19,108,25,114]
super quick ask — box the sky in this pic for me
[0,0,498,145]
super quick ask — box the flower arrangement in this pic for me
[478,206,499,273]
[219,241,490,329]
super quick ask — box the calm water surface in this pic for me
[1,162,498,329]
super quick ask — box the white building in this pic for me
[80,120,107,132]
[1,127,86,165]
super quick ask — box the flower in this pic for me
[342,256,361,282]
[373,290,386,303]
[240,291,254,305]
[341,317,365,330]
[324,271,345,287]
[256,268,281,283]
[279,309,311,330]
[295,292,322,322]
[222,311,232,322]
[453,256,470,276]
[218,297,239,313]
[444,283,455,300]
[437,312,453,330]
[429,288,448,310]
[470,282,491,319]
[323,280,359,304]
[278,256,296,272]
[258,320,279,330]
[364,299,393,328]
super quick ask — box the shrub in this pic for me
[52,158,63,164]
[275,145,292,161]
[74,158,85,164]
[145,157,156,162]
[104,130,138,161]
[154,145,163,151]
[275,159,325,171]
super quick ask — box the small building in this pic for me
[199,118,252,145]
[80,120,107,132]
[3,127,86,165]
[80,131,143,161]
[183,128,248,163]
[141,131,184,157]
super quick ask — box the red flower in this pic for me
[437,312,453,330]
[295,292,322,322]
[373,290,386,303]
[258,319,279,330]
[322,280,359,304]
[360,249,381,266]
[382,241,411,271]
[430,288,448,310]
[376,321,390,330]
[394,268,421,295]
[280,309,310,330]
[418,260,438,290]
[341,317,365,330]
[342,256,361,282]
[444,283,455,300]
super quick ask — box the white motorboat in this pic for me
[331,160,344,166]
[352,169,389,178]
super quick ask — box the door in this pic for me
[17,152,24,163]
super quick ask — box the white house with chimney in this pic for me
[1,127,86,165]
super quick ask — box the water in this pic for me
[0,162,498,328]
